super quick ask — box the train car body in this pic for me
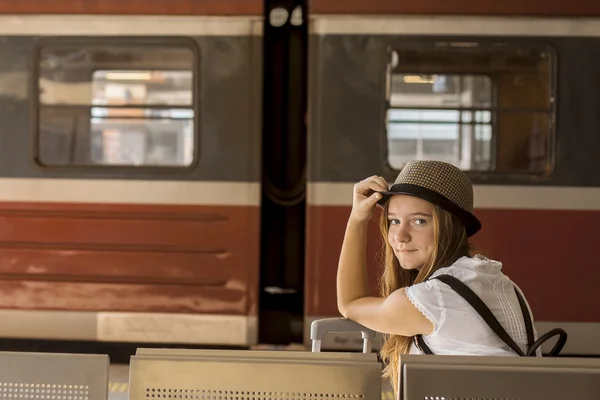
[305,0,600,355]
[0,1,263,347]
[0,0,598,356]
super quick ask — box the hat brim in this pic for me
[376,183,482,237]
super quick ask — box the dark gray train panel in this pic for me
[308,33,600,187]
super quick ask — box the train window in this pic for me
[36,43,196,167]
[386,42,554,174]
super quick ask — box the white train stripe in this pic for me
[3,179,598,210]
[0,15,263,36]
[308,182,600,210]
[97,312,257,345]
[473,185,600,210]
[310,15,600,37]
[0,178,260,206]
[0,309,257,346]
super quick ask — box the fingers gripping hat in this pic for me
[377,160,481,237]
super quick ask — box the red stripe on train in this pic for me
[306,205,600,323]
[0,202,260,315]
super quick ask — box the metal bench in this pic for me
[399,353,600,400]
[129,347,382,400]
[310,318,600,400]
[0,351,109,400]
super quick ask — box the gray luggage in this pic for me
[310,317,376,353]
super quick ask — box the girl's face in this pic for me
[386,195,435,271]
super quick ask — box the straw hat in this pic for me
[377,160,481,236]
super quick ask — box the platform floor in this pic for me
[108,364,395,400]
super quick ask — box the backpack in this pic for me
[415,274,568,357]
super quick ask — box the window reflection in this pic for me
[386,43,553,174]
[38,45,196,167]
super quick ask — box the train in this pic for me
[0,0,598,356]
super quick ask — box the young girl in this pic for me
[336,160,540,394]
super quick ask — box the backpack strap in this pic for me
[415,274,529,356]
[512,286,568,356]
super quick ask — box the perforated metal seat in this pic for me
[0,351,109,400]
[129,348,382,400]
[399,354,600,400]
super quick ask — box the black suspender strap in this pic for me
[415,333,434,354]
[415,274,534,356]
[514,286,535,350]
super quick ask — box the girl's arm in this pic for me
[335,176,434,337]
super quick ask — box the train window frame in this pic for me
[30,37,201,173]
[386,74,497,172]
[382,39,558,182]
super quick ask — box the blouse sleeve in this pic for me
[405,280,445,336]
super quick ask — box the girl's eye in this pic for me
[389,219,400,225]
[415,219,426,225]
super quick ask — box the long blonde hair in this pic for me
[377,201,473,395]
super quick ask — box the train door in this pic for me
[258,0,308,346]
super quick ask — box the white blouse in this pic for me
[406,255,541,356]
